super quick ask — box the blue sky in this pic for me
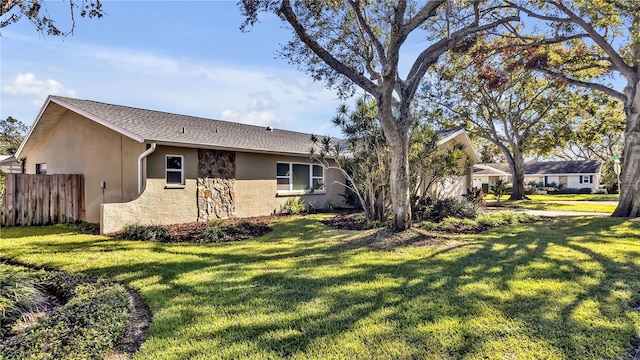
[1,1,349,137]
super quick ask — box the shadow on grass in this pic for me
[2,216,639,358]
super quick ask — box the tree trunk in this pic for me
[498,144,527,201]
[612,79,640,217]
[509,151,527,201]
[386,127,412,231]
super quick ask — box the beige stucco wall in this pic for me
[235,153,347,217]
[101,178,198,234]
[100,149,347,233]
[22,110,144,223]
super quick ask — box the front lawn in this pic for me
[1,216,640,359]
[490,200,617,213]
[527,194,619,201]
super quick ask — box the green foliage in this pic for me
[490,178,510,204]
[283,198,306,215]
[0,268,47,337]
[121,224,173,242]
[409,123,471,198]
[0,0,104,36]
[0,116,27,155]
[201,225,225,242]
[312,98,388,223]
[413,195,480,223]
[475,211,536,227]
[0,265,130,360]
[420,210,536,233]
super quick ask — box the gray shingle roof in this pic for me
[52,96,329,156]
[475,160,602,175]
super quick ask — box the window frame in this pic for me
[276,162,325,194]
[35,163,47,175]
[165,154,185,186]
[581,175,591,184]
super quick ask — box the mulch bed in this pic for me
[321,213,374,231]
[166,217,273,243]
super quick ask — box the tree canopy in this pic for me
[0,116,27,155]
[239,0,518,230]
[0,0,103,35]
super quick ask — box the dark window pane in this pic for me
[167,171,182,184]
[292,164,310,190]
[313,165,323,177]
[313,179,324,190]
[277,163,289,176]
[167,156,182,170]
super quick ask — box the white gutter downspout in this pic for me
[138,143,157,193]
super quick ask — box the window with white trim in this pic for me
[276,163,324,192]
[35,163,47,175]
[166,155,184,185]
[581,175,591,184]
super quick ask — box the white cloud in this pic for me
[220,109,280,127]
[1,73,77,105]
[248,92,278,111]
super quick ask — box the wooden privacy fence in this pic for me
[1,174,85,227]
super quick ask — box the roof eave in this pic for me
[147,140,335,159]
[16,96,145,160]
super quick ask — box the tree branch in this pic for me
[535,67,626,101]
[405,14,519,101]
[279,0,380,96]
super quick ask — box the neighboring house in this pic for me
[473,160,603,191]
[16,96,348,234]
[0,155,21,174]
[426,128,481,197]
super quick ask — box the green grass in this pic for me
[485,194,619,201]
[527,194,620,201]
[490,200,617,213]
[1,217,640,359]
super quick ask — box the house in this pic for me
[473,160,603,191]
[427,128,480,197]
[13,96,478,234]
[15,96,351,234]
[0,155,21,174]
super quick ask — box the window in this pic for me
[166,155,184,185]
[35,163,47,175]
[276,163,324,192]
[581,175,592,184]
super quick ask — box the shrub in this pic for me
[120,224,173,242]
[430,197,479,222]
[420,210,537,233]
[1,267,131,360]
[476,211,536,226]
[413,196,479,223]
[143,225,173,241]
[283,198,305,215]
[490,178,510,204]
[463,187,486,206]
[201,226,225,242]
[0,268,47,337]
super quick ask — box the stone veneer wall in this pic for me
[197,150,236,221]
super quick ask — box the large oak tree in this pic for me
[422,47,596,200]
[240,0,517,230]
[505,1,640,217]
